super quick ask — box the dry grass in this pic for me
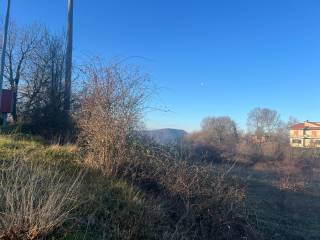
[230,138,320,239]
[276,174,307,192]
[115,142,259,240]
[0,158,82,240]
[0,135,168,239]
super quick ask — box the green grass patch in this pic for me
[0,134,168,239]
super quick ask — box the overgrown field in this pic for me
[0,134,319,239]
[0,134,254,239]
[0,134,167,239]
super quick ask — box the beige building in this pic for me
[290,121,320,147]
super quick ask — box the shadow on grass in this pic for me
[244,175,320,240]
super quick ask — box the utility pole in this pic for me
[64,0,73,112]
[0,0,11,125]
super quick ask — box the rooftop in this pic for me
[291,121,320,130]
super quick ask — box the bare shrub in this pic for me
[76,60,150,175]
[181,132,223,163]
[74,60,258,238]
[117,140,259,240]
[235,136,261,165]
[181,116,239,164]
[289,148,320,188]
[277,174,306,192]
[163,163,253,239]
[201,116,239,153]
[0,159,82,239]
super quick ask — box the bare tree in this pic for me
[76,60,150,175]
[20,31,65,114]
[2,23,42,122]
[287,116,299,129]
[201,116,239,150]
[275,116,299,145]
[17,30,70,139]
[247,107,281,138]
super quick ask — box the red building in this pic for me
[0,89,13,113]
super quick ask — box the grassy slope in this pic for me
[0,134,168,239]
[0,134,319,239]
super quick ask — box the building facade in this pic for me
[290,121,320,147]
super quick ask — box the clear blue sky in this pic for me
[2,0,320,131]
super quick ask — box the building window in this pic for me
[294,130,299,136]
[312,131,317,137]
[292,139,302,144]
[315,140,320,145]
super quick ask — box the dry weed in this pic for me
[0,159,82,240]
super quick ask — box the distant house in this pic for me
[290,121,320,148]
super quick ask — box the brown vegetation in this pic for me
[118,145,257,239]
[0,158,82,240]
[76,60,150,175]
[73,61,257,239]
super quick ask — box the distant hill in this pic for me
[141,128,187,145]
